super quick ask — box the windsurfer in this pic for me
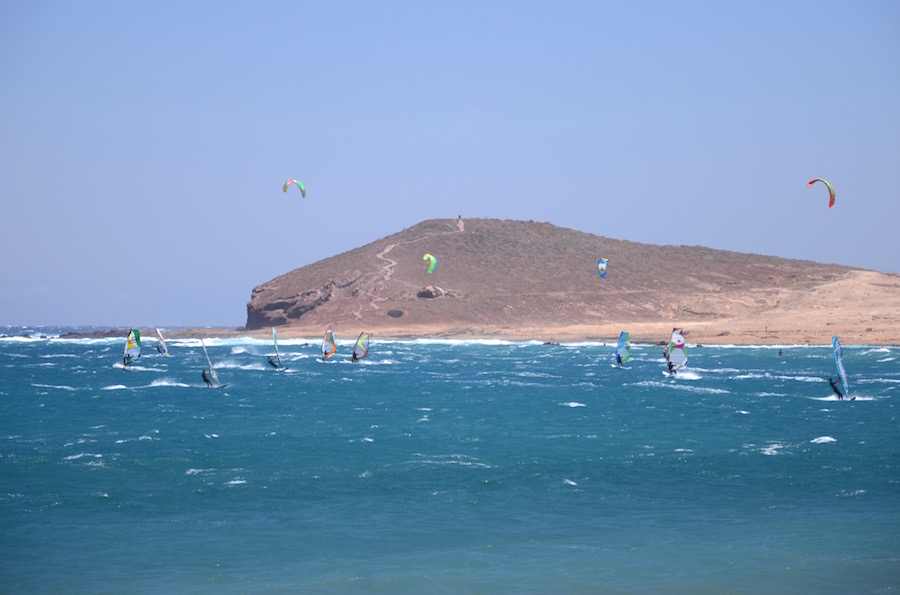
[351,353,359,363]
[829,377,844,400]
[267,356,280,369]
[616,353,623,367]
[667,360,676,375]
[123,355,132,366]
[202,369,213,388]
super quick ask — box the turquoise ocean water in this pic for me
[1,329,898,593]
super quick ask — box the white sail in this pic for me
[667,328,688,372]
[201,339,220,386]
[155,328,169,356]
[272,327,284,369]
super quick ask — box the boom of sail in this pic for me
[667,328,688,372]
[832,335,849,396]
[322,329,337,361]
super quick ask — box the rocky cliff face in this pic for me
[245,218,867,335]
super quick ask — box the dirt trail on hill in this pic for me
[351,219,466,319]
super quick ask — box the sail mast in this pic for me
[201,339,220,386]
[272,327,284,368]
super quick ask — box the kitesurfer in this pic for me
[829,377,844,400]
[202,369,213,388]
[267,356,280,369]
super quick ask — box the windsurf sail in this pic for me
[832,335,848,396]
[272,327,285,369]
[155,328,168,355]
[352,331,369,361]
[124,329,141,364]
[615,331,632,366]
[322,329,337,361]
[667,328,688,372]
[200,339,221,386]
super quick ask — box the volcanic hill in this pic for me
[245,218,900,345]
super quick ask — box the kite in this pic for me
[283,179,306,198]
[423,253,437,274]
[598,258,608,278]
[807,178,835,208]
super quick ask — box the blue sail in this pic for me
[615,332,632,365]
[832,335,848,395]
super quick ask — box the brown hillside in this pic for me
[245,218,900,345]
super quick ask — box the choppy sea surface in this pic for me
[1,328,898,593]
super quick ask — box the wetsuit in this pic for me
[829,378,844,400]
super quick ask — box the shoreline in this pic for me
[33,319,900,347]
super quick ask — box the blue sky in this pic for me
[2,1,898,327]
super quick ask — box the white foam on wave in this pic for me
[149,378,190,388]
[225,478,247,486]
[101,384,129,391]
[407,454,491,469]
[811,436,836,444]
[561,402,586,408]
[776,375,823,383]
[32,383,76,391]
[760,443,784,456]
[214,359,266,371]
[185,468,214,475]
[563,478,578,486]
[65,452,102,461]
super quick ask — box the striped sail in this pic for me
[322,329,337,361]
[124,329,141,363]
[352,331,369,360]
